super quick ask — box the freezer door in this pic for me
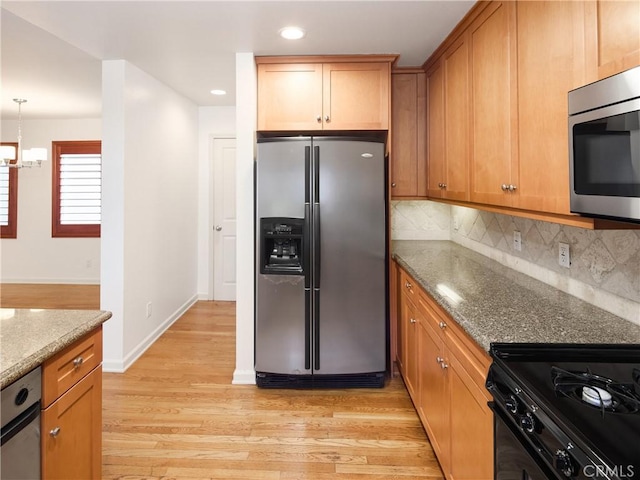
[313,138,386,374]
[255,138,311,374]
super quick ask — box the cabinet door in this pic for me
[323,63,390,130]
[42,366,102,480]
[443,35,470,202]
[448,352,493,480]
[399,293,418,398]
[391,73,427,198]
[469,1,518,207]
[426,60,446,198]
[257,63,323,131]
[417,321,450,474]
[585,0,640,81]
[516,1,586,215]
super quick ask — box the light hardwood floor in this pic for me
[102,301,445,480]
[0,283,100,309]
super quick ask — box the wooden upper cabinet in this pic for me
[256,57,392,131]
[585,0,640,82]
[426,60,446,199]
[469,1,518,207]
[442,35,470,202]
[323,62,390,130]
[257,63,323,131]
[515,1,587,215]
[391,72,427,198]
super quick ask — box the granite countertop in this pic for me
[393,240,640,352]
[0,308,112,389]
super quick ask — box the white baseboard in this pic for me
[232,368,256,385]
[102,294,199,373]
[197,292,211,300]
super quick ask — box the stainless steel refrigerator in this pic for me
[255,136,387,388]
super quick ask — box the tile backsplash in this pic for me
[392,200,640,326]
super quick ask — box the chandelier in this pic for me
[1,98,47,168]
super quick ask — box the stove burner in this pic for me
[582,386,613,408]
[551,366,640,416]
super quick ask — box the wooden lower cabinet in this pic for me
[396,263,493,480]
[41,327,103,480]
[41,367,102,479]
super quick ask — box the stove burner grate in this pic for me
[551,366,640,417]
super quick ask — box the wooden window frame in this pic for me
[1,142,18,239]
[52,140,102,238]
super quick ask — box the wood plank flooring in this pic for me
[0,283,100,309]
[102,301,444,480]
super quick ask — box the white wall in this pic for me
[101,60,199,371]
[0,118,101,283]
[233,53,257,384]
[197,106,235,298]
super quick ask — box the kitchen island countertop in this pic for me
[393,240,640,351]
[1,308,111,389]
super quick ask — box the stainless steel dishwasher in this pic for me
[1,366,41,479]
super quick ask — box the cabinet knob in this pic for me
[410,318,417,324]
[324,115,330,122]
[391,182,397,188]
[72,357,84,369]
[436,356,443,364]
[50,427,61,438]
[439,321,447,329]
[316,115,322,123]
[501,184,509,191]
[440,360,449,369]
[442,183,446,189]
[508,184,517,192]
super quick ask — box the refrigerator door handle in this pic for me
[314,289,320,371]
[305,289,311,370]
[313,145,321,288]
[313,146,320,203]
[305,146,311,203]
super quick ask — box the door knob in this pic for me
[215,226,222,231]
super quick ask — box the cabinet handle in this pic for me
[508,184,517,192]
[73,356,84,369]
[50,427,61,437]
[410,318,417,324]
[324,115,330,122]
[391,182,397,188]
[316,115,322,123]
[439,321,447,329]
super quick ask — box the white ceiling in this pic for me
[1,1,474,119]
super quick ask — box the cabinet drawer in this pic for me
[42,327,102,408]
[399,269,418,299]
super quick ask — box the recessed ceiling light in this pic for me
[279,26,306,40]
[210,89,227,96]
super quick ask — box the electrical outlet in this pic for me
[146,302,152,318]
[453,216,460,231]
[513,231,522,251]
[559,243,571,268]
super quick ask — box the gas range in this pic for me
[486,343,640,480]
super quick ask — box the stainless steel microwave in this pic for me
[568,66,640,223]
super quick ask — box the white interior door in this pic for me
[213,137,237,300]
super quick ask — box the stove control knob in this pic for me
[555,450,574,477]
[519,412,535,433]
[505,395,519,414]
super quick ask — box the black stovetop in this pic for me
[490,343,640,470]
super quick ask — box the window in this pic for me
[52,141,102,238]
[0,143,18,239]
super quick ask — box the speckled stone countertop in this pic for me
[0,308,111,389]
[393,240,640,352]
